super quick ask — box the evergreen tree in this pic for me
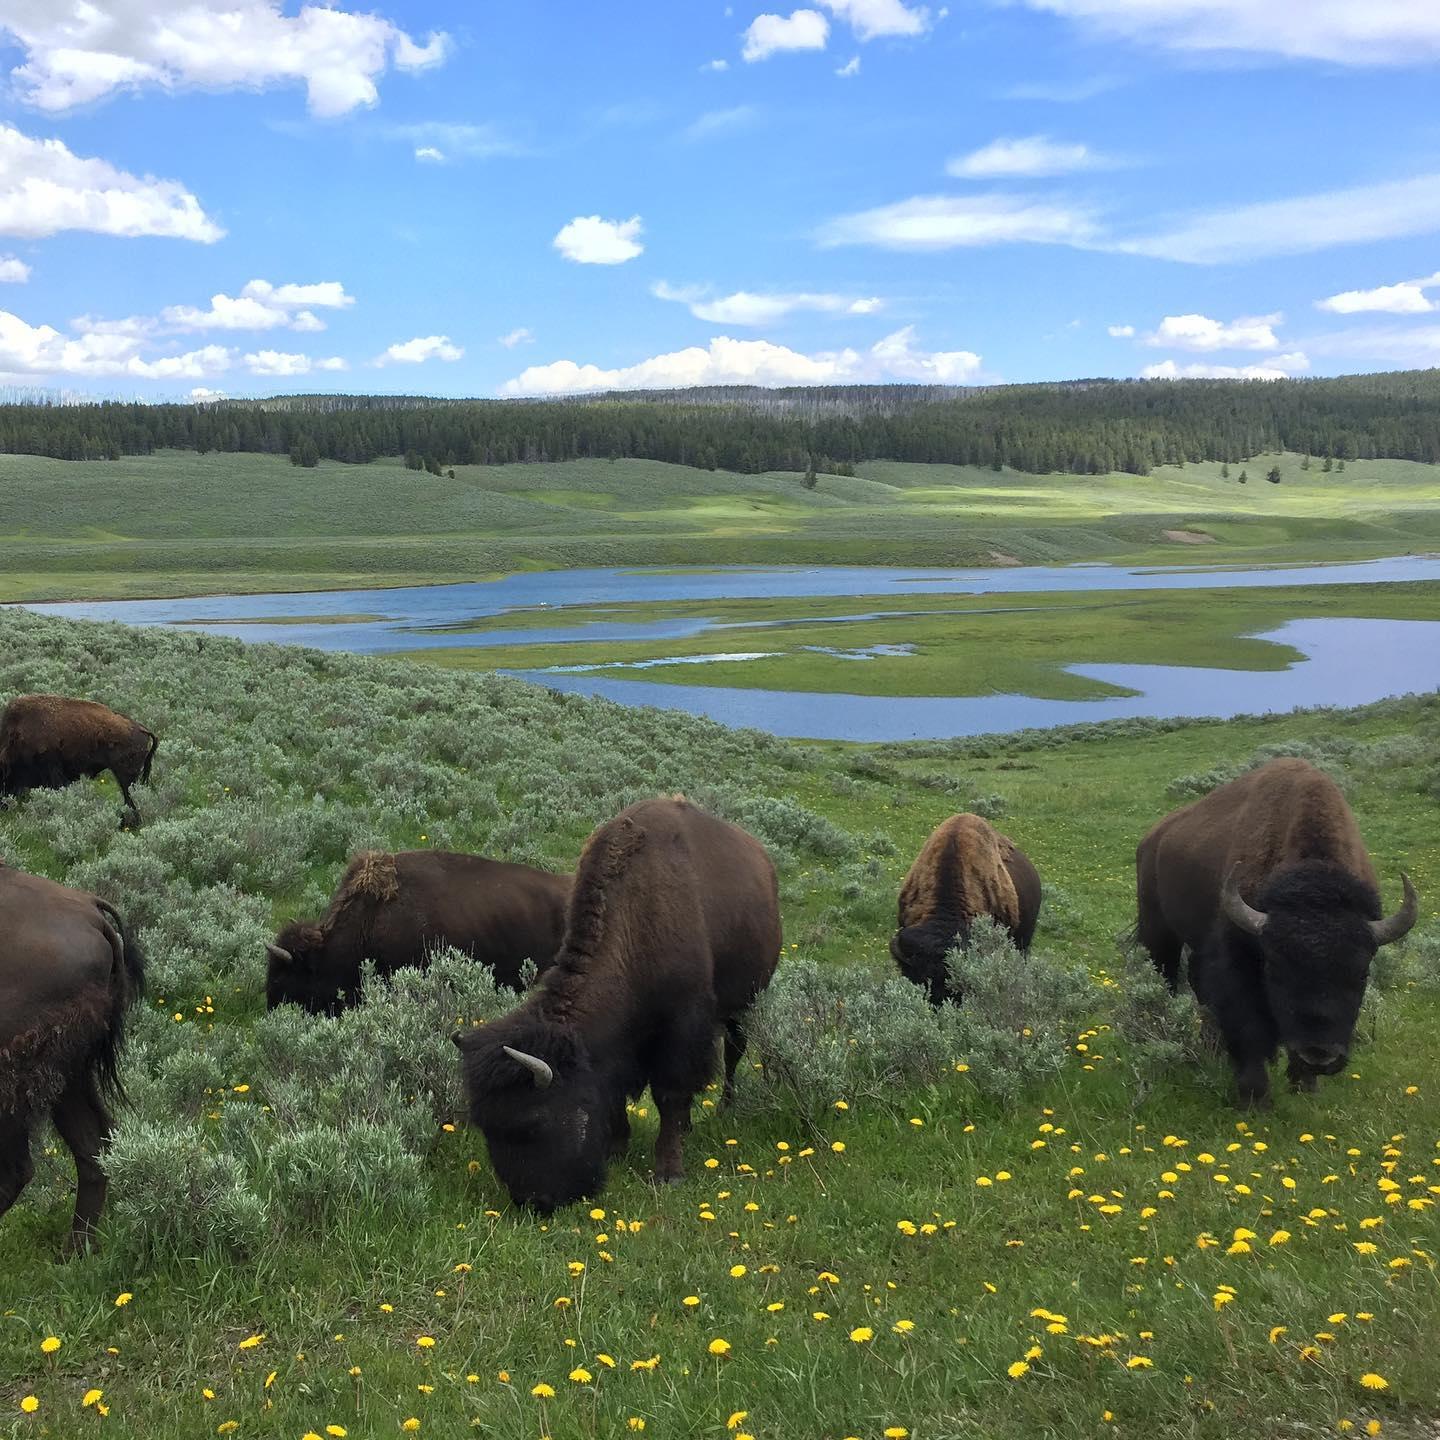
[803,456,818,490]
[1266,465,1282,484]
[1237,469,1248,483]
[1221,462,1229,478]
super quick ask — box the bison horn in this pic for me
[1369,872,1418,948]
[502,1045,554,1089]
[265,943,293,964]
[1220,864,1268,937]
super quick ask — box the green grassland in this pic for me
[1,609,1437,1440]
[2,449,1439,601]
[406,581,1440,699]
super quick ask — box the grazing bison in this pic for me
[1135,758,1418,1108]
[891,813,1042,1004]
[454,796,782,1213]
[0,694,158,826]
[0,862,144,1255]
[266,850,571,1015]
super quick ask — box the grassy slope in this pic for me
[406,581,1440,699]
[2,450,1439,601]
[0,610,1437,1440]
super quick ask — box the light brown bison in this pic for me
[891,813,1042,1004]
[266,850,572,1015]
[0,862,144,1255]
[454,796,782,1212]
[0,694,158,826]
[1136,758,1417,1108]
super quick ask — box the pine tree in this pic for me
[1266,465,1282,484]
[1322,455,1332,472]
[1237,469,1248,484]
[1221,462,1229,478]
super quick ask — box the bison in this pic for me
[266,850,572,1015]
[0,694,158,827]
[0,862,144,1255]
[1135,758,1418,1108]
[891,813,1042,1004]
[453,796,782,1213]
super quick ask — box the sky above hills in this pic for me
[2,0,1440,400]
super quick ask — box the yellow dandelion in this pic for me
[20,1397,39,1413]
[629,1421,646,1432]
[114,1293,133,1307]
[39,1337,61,1355]
[326,1428,347,1437]
[416,1336,436,1349]
[568,1367,593,1384]
[1359,1373,1388,1391]
[531,1383,555,1398]
[729,1265,747,1278]
[850,1327,874,1343]
[1007,1360,1030,1379]
[708,1338,731,1356]
[402,1422,419,1434]
[236,1334,264,1350]
[1127,1356,1153,1369]
[82,1390,103,1408]
[727,1413,748,1429]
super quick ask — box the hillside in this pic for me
[1,608,1437,1440]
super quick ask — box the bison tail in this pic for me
[140,729,159,784]
[92,904,146,1108]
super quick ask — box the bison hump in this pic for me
[345,851,401,903]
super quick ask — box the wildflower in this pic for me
[326,1431,347,1439]
[569,1367,593,1384]
[850,1327,874,1343]
[708,1338,732,1356]
[766,1302,785,1313]
[884,1430,909,1439]
[1359,1374,1388,1391]
[567,1262,585,1276]
[729,1265,747,1278]
[597,1354,616,1368]
[40,1337,61,1354]
[237,1334,264,1350]
[416,1336,436,1349]
[217,1426,238,1435]
[20,1397,39,1413]
[531,1383,555,1398]
[683,1295,700,1307]
[1269,1230,1291,1246]
[893,1320,915,1334]
[1127,1356,1153,1369]
[114,1293,133,1307]
[1367,1423,1382,1436]
[629,1421,646,1432]
[832,1141,846,1153]
[82,1390,103,1407]
[1007,1361,1030,1378]
[727,1413,748,1429]
[402,1422,420,1434]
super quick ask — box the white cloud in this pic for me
[553,214,644,265]
[0,256,29,282]
[701,58,730,71]
[415,145,445,163]
[742,9,830,61]
[946,134,1112,178]
[244,349,347,376]
[819,192,1100,250]
[243,280,354,309]
[388,122,520,161]
[2,0,449,117]
[1146,312,1282,352]
[820,0,931,40]
[1107,323,1134,337]
[682,105,760,141]
[1141,351,1309,381]
[500,326,978,396]
[162,279,353,333]
[0,124,222,241]
[0,308,231,377]
[498,327,534,348]
[836,55,861,75]
[1011,0,1440,66]
[1316,272,1440,315]
[375,334,463,365]
[653,280,883,325]
[1303,323,1440,366]
[1119,174,1440,264]
[189,386,226,401]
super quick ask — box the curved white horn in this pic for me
[265,943,294,964]
[502,1044,554,1088]
[1370,872,1418,947]
[1220,864,1267,937]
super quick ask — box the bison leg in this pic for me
[607,1098,631,1160]
[649,1007,718,1184]
[1232,1056,1272,1111]
[0,1117,36,1223]
[51,1078,113,1257]
[652,1090,694,1185]
[1285,1052,1319,1095]
[721,1020,747,1107]
[114,775,142,830]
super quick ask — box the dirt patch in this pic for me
[988,550,1022,566]
[1162,529,1216,545]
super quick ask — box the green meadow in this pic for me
[1,609,1438,1440]
[2,449,1439,602]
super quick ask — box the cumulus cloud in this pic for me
[836,55,860,75]
[161,279,353,333]
[946,134,1113,179]
[1316,272,1440,315]
[742,9,831,61]
[0,256,29,282]
[1145,312,1282,352]
[701,58,730,71]
[1010,0,1440,66]
[244,349,347,376]
[653,281,882,325]
[415,146,445,163]
[1107,323,1134,337]
[0,124,222,241]
[375,334,463,365]
[553,214,644,265]
[500,326,979,396]
[498,327,534,348]
[1,0,449,117]
[0,308,231,378]
[1141,351,1309,381]
[820,0,931,40]
[819,192,1100,250]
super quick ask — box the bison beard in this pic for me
[453,797,781,1213]
[0,864,144,1255]
[1135,758,1417,1108]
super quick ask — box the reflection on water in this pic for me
[511,619,1440,742]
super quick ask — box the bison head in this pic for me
[1221,863,1418,1076]
[453,1018,609,1214]
[265,921,352,1015]
[891,918,965,1006]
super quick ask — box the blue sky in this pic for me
[3,0,1440,399]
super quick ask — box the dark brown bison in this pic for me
[1135,758,1418,1108]
[0,694,158,826]
[891,813,1042,1004]
[454,796,782,1213]
[0,862,144,1255]
[266,850,572,1015]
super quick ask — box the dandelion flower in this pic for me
[1007,1361,1031,1379]
[727,1413,748,1429]
[569,1367,593,1384]
[82,1390,103,1407]
[884,1430,909,1439]
[683,1295,700,1307]
[327,1429,347,1437]
[832,1141,846,1153]
[1367,1422,1382,1436]
[402,1421,420,1434]
[629,1421,646,1432]
[1359,1374,1388,1391]
[531,1383,555,1398]
[20,1397,39,1413]
[1127,1356,1153,1369]
[708,1338,731,1356]
[39,1337,61,1354]
[850,1327,874,1343]
[416,1336,436,1349]
[893,1320,915,1334]
[1269,1230,1291,1246]
[729,1265,747,1278]
[217,1426,238,1435]
[114,1293,133,1307]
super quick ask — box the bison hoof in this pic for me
[654,1170,685,1187]
[1290,1074,1319,1095]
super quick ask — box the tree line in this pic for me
[2,370,1439,477]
